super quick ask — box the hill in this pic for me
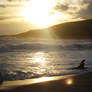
[13,19,92,39]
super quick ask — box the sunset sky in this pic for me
[0,0,92,35]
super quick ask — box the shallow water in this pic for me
[0,37,92,81]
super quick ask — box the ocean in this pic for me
[0,37,92,81]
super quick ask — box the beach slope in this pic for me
[0,72,92,92]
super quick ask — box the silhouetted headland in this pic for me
[14,19,92,39]
[0,19,92,39]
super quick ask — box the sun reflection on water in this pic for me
[35,77,53,83]
[33,52,46,63]
[32,52,47,74]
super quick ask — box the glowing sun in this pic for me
[22,0,61,28]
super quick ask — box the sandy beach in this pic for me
[0,72,92,92]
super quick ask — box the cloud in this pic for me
[7,0,30,2]
[0,0,29,8]
[55,3,69,11]
[0,5,6,8]
[77,2,92,18]
[0,16,23,21]
[55,0,92,19]
[0,4,25,8]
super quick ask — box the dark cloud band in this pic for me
[55,0,92,19]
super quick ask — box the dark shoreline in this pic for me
[0,72,92,92]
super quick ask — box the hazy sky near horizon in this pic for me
[0,0,92,35]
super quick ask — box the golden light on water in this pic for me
[35,77,53,83]
[34,57,46,63]
[33,52,46,63]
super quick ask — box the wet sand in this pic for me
[0,72,92,92]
